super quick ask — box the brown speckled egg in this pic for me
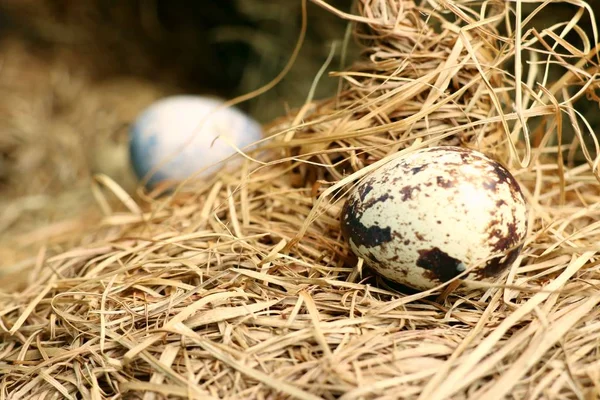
[340,146,528,291]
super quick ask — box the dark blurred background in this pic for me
[0,0,354,264]
[0,0,355,120]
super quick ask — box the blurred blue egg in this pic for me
[129,95,263,187]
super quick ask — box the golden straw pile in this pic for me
[2,0,600,398]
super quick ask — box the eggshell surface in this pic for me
[129,95,262,186]
[340,146,528,291]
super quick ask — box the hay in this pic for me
[2,0,600,399]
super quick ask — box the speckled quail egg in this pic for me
[129,95,263,187]
[340,146,528,291]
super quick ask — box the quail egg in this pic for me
[129,95,262,187]
[340,146,528,291]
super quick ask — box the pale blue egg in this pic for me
[129,95,263,187]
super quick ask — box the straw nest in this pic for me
[3,0,600,399]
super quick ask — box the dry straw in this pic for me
[2,0,600,398]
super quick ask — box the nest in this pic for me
[2,0,600,398]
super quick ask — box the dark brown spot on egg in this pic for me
[340,199,393,248]
[391,231,404,240]
[490,161,522,195]
[436,176,455,188]
[363,192,393,209]
[358,182,374,201]
[478,244,523,279]
[488,221,519,252]
[459,152,470,163]
[415,232,425,241]
[399,185,415,201]
[485,218,501,233]
[410,165,426,174]
[416,247,464,282]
